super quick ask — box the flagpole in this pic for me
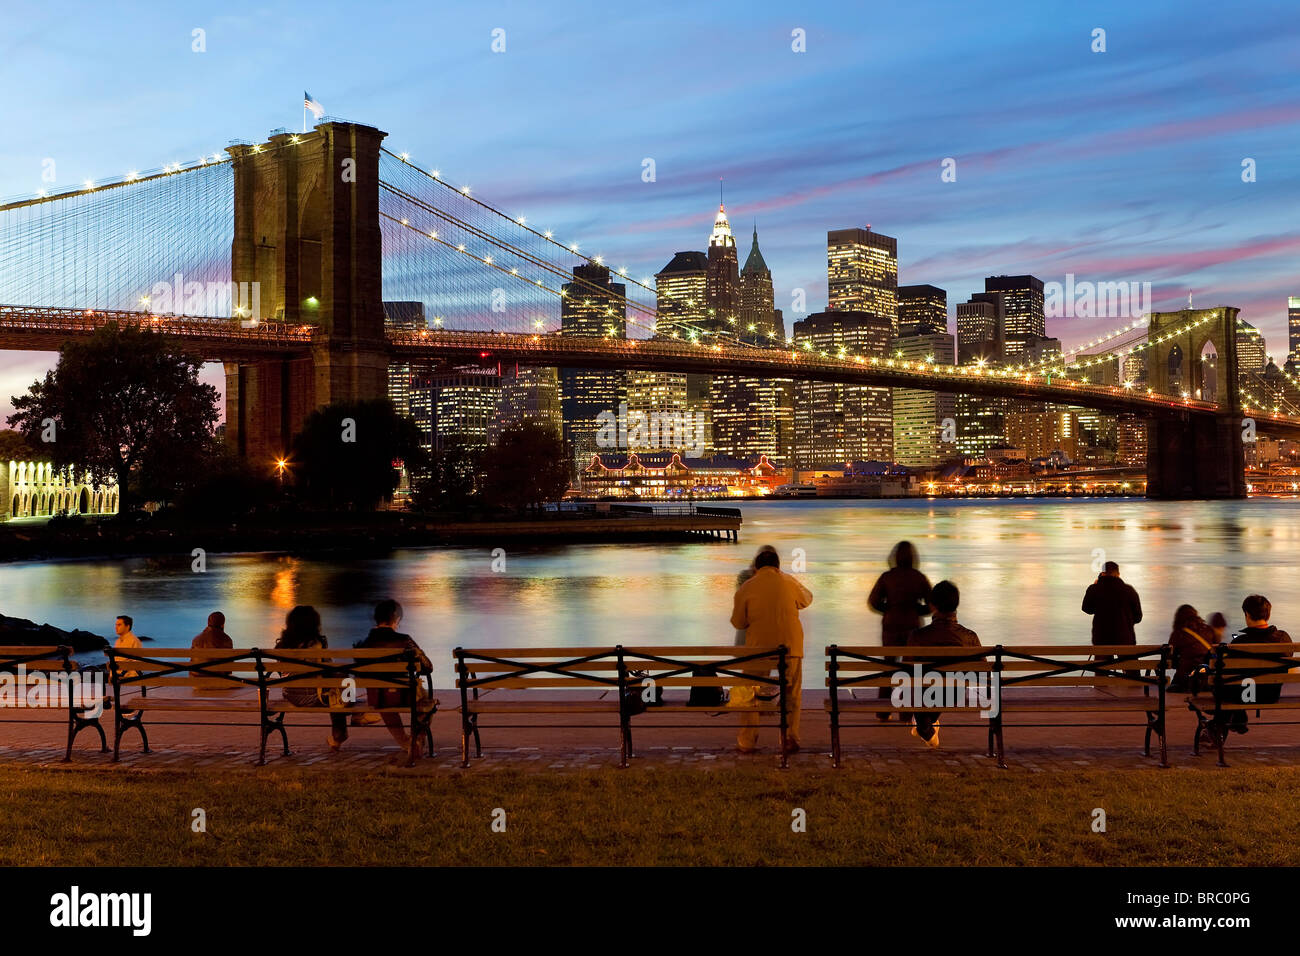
[303,103,307,134]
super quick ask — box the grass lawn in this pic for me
[0,764,1290,866]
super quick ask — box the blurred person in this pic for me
[730,550,812,755]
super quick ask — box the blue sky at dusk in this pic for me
[2,0,1299,417]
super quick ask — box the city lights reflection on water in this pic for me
[3,499,1299,687]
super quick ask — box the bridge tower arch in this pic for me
[1144,307,1246,499]
[223,122,390,465]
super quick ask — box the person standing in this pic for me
[906,581,981,748]
[734,545,778,645]
[730,550,812,755]
[1081,561,1143,645]
[867,541,932,720]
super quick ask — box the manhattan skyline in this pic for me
[2,0,1299,418]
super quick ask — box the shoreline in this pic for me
[0,512,743,565]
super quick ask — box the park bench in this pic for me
[454,644,791,768]
[105,646,437,766]
[825,643,1169,768]
[1187,642,1299,766]
[994,644,1169,769]
[825,645,998,768]
[0,645,108,761]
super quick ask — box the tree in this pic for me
[290,399,426,510]
[0,430,37,463]
[479,421,572,512]
[7,323,219,514]
[174,445,280,517]
[411,439,482,513]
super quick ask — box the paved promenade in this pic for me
[3,688,1300,774]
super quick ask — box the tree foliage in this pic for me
[0,430,37,463]
[290,399,426,510]
[411,439,482,513]
[6,323,219,513]
[479,421,572,512]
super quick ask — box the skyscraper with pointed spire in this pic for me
[712,222,793,462]
[705,201,741,337]
[739,226,785,342]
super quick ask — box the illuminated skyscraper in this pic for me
[983,275,1045,360]
[653,251,708,450]
[956,294,1004,364]
[383,301,436,454]
[891,330,956,467]
[490,366,562,443]
[740,226,784,342]
[1289,297,1300,368]
[897,284,948,336]
[713,226,793,461]
[827,227,899,335]
[559,263,627,471]
[427,369,502,452]
[705,203,741,337]
[793,310,893,466]
[1236,320,1267,374]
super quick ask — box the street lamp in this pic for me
[275,458,288,487]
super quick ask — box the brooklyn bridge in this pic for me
[2,121,1296,499]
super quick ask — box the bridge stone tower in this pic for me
[1145,306,1246,499]
[224,122,390,465]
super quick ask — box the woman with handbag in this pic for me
[1168,604,1218,694]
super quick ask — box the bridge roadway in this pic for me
[4,305,1300,437]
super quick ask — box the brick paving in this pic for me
[3,688,1300,774]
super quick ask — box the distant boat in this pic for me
[773,483,818,498]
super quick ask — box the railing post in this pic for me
[828,645,841,769]
[615,645,630,768]
[777,644,789,769]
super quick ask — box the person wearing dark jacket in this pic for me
[868,541,932,720]
[1168,604,1218,693]
[357,599,434,758]
[1215,594,1293,735]
[1081,562,1142,645]
[905,580,980,748]
[189,611,236,692]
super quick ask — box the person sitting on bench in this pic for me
[906,581,980,749]
[357,600,433,760]
[1216,594,1292,735]
[275,605,350,752]
[1168,604,1217,693]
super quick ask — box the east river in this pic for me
[4,498,1298,687]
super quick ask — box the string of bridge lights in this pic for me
[0,134,327,211]
[10,136,1294,412]
[384,210,731,342]
[384,148,660,297]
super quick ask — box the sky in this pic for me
[2,0,1299,418]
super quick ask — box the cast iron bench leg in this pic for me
[113,710,149,761]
